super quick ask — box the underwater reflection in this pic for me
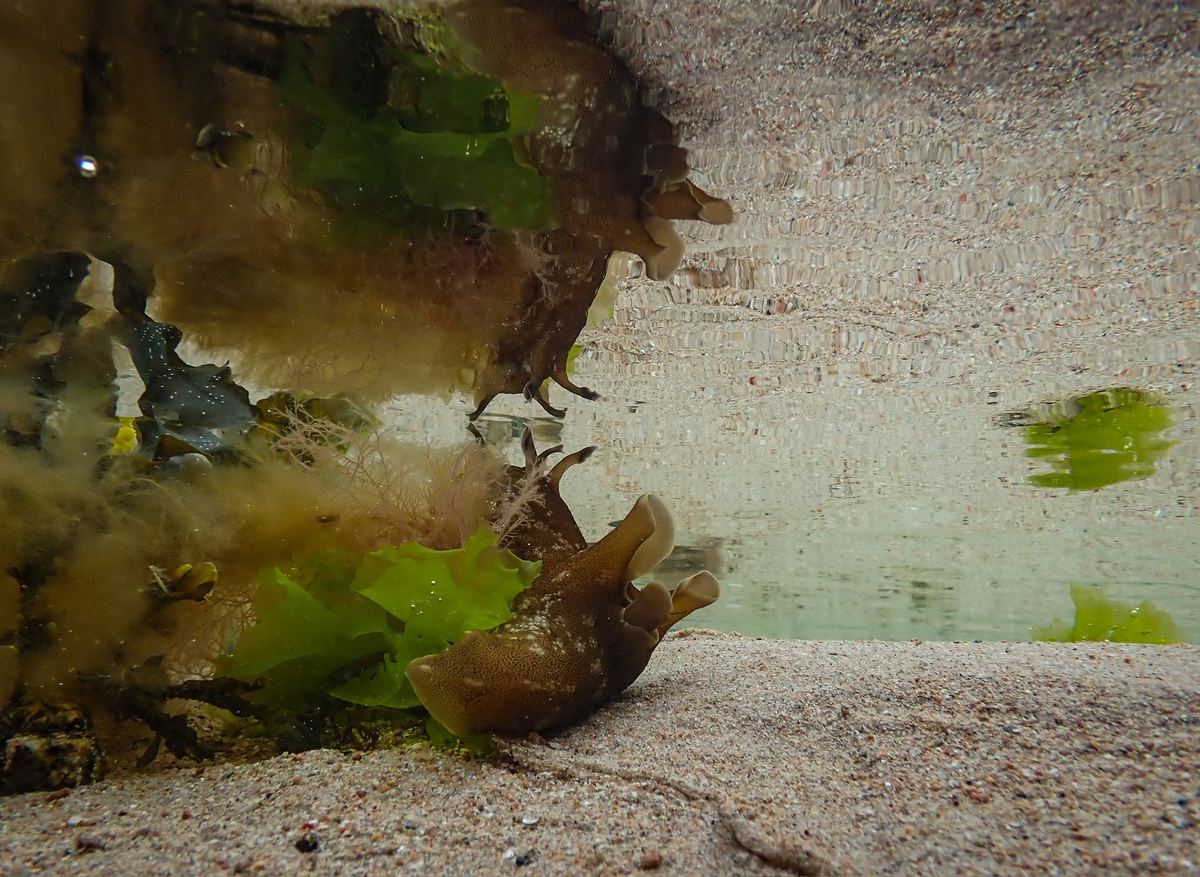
[1014,388,1175,490]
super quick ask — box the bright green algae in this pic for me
[1024,388,1174,490]
[217,527,540,711]
[278,34,555,236]
[1032,583,1187,644]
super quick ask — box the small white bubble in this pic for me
[76,155,98,178]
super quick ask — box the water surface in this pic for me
[391,5,1200,641]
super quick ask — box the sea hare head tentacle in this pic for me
[625,494,675,581]
[643,180,736,226]
[623,580,673,635]
[639,216,686,281]
[540,494,672,606]
[659,570,721,638]
[689,182,736,225]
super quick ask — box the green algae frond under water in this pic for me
[217,527,540,711]
[1023,388,1174,490]
[1032,583,1187,644]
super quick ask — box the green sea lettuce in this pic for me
[1031,583,1187,644]
[217,527,540,710]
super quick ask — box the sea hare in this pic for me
[408,432,720,736]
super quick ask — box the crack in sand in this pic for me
[502,743,845,875]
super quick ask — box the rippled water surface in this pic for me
[396,7,1200,641]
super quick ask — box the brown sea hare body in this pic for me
[408,433,720,736]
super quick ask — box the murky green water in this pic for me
[391,42,1200,643]
[451,382,1198,643]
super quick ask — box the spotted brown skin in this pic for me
[406,434,719,736]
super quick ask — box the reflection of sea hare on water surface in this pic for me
[1032,583,1187,645]
[1017,388,1175,490]
[0,0,731,413]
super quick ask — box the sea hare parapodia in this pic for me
[408,430,721,736]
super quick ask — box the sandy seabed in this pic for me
[2,634,1198,875]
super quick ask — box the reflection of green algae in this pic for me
[278,34,555,235]
[1032,583,1187,644]
[1024,388,1174,490]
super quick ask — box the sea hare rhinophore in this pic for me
[408,432,720,736]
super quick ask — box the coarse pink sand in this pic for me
[2,634,1197,875]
